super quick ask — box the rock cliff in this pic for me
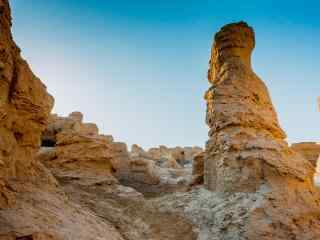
[0,2,125,239]
[0,0,54,208]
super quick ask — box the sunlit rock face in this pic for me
[0,0,54,208]
[290,142,320,187]
[314,155,320,187]
[39,112,127,184]
[314,174,320,187]
[204,21,320,239]
[205,22,289,192]
[291,142,320,167]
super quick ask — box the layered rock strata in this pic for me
[204,21,320,239]
[0,2,125,239]
[0,0,54,208]
[291,142,320,167]
[39,112,130,185]
[190,151,204,186]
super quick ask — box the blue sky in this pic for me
[10,0,320,148]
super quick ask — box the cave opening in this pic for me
[41,138,56,147]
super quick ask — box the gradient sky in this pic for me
[10,0,320,149]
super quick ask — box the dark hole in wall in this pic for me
[16,235,33,240]
[41,138,56,147]
[14,132,23,142]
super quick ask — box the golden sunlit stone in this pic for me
[204,21,320,239]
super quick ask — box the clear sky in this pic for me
[10,0,320,149]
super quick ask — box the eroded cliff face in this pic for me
[0,0,54,208]
[0,2,125,239]
[203,22,320,239]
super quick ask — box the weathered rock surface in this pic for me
[128,157,160,185]
[203,21,320,239]
[0,2,125,239]
[124,144,202,196]
[39,112,130,186]
[56,173,197,240]
[0,0,54,208]
[291,142,320,167]
[132,144,202,166]
[190,151,204,186]
[0,182,125,240]
[38,115,199,239]
[40,113,196,198]
[0,231,62,240]
[4,1,319,238]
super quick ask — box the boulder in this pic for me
[129,157,160,185]
[130,144,147,158]
[110,142,131,179]
[68,111,83,122]
[147,147,162,160]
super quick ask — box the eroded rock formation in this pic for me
[39,113,197,198]
[39,112,119,184]
[0,2,125,239]
[291,142,320,167]
[131,144,202,167]
[0,0,54,208]
[190,151,204,186]
[2,0,319,238]
[37,113,198,239]
[203,21,320,239]
[126,144,202,196]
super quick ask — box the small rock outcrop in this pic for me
[291,142,320,167]
[39,112,130,185]
[204,21,320,239]
[190,151,204,186]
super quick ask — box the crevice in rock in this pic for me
[8,59,18,103]
[41,138,56,147]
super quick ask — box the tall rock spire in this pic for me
[204,21,320,238]
[205,22,290,192]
